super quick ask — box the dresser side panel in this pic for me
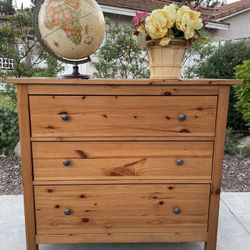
[17,85,38,250]
[206,86,230,250]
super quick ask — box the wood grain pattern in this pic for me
[33,179,212,185]
[34,184,210,235]
[29,96,217,137]
[33,157,212,181]
[36,232,208,244]
[30,136,215,141]
[32,141,214,159]
[17,85,38,250]
[205,86,230,250]
[28,85,220,95]
[5,77,242,85]
[33,141,213,181]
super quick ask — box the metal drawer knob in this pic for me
[61,113,70,121]
[176,159,184,166]
[63,160,71,167]
[179,114,187,121]
[174,207,182,215]
[64,209,72,216]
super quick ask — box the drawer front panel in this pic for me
[29,96,217,137]
[33,141,213,180]
[35,184,210,235]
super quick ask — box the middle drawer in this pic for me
[32,141,213,181]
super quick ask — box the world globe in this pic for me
[34,0,106,77]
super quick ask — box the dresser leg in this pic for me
[204,191,220,250]
[205,240,216,250]
[25,240,38,250]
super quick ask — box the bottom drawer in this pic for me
[35,184,210,236]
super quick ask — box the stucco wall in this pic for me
[210,10,250,41]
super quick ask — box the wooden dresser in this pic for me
[6,78,241,250]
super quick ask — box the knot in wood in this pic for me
[82,218,89,223]
[47,188,54,193]
[79,194,86,199]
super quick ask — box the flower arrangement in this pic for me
[132,2,206,47]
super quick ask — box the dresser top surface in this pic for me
[4,78,242,85]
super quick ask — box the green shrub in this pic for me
[224,128,240,155]
[92,23,149,79]
[224,128,250,155]
[0,92,19,155]
[235,60,250,128]
[240,146,250,156]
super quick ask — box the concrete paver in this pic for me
[0,196,25,250]
[0,193,249,250]
[217,194,250,250]
[221,192,250,233]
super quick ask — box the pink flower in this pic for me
[132,12,150,26]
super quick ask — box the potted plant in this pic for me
[132,2,207,79]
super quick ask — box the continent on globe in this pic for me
[45,0,83,45]
[36,0,105,61]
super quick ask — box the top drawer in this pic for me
[29,96,217,137]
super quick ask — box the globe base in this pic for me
[60,63,90,79]
[60,74,90,79]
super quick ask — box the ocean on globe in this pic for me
[36,0,106,61]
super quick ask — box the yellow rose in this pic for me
[145,9,170,39]
[164,3,178,28]
[176,6,203,40]
[159,37,171,46]
[145,5,178,40]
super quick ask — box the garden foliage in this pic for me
[0,0,16,15]
[0,92,18,155]
[224,128,250,155]
[235,60,250,128]
[0,6,63,155]
[0,8,63,79]
[92,21,149,79]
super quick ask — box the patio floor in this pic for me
[0,193,249,250]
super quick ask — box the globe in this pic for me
[34,0,106,64]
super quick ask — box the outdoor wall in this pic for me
[105,12,132,25]
[210,10,250,41]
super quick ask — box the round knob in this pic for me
[63,160,71,167]
[174,207,182,215]
[61,113,70,121]
[176,159,184,166]
[64,209,72,216]
[179,114,187,121]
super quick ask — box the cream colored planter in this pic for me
[147,40,187,79]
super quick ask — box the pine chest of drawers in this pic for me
[6,78,241,250]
